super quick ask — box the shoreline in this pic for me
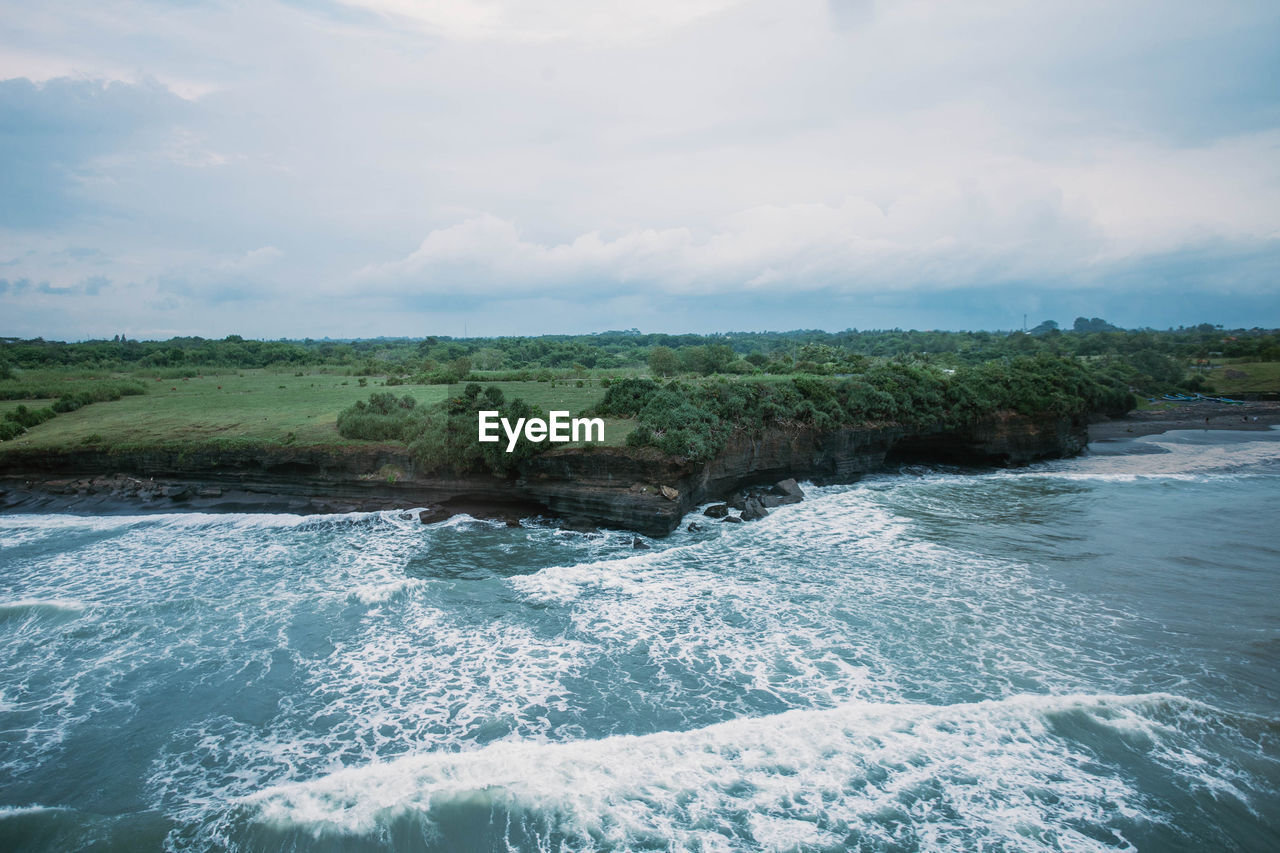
[4,405,1276,529]
[1087,401,1280,442]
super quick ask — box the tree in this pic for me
[680,344,735,375]
[648,346,679,377]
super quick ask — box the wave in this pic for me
[0,598,86,621]
[227,692,1274,852]
[1036,433,1280,482]
[0,507,412,535]
[0,804,68,819]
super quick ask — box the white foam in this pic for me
[1035,434,1280,483]
[0,804,67,818]
[345,577,425,605]
[423,512,510,530]
[0,598,86,615]
[241,693,1242,851]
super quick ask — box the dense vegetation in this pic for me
[335,385,544,475]
[595,356,1132,460]
[3,321,1278,378]
[331,355,1133,469]
[4,320,1276,465]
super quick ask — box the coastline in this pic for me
[1087,401,1280,441]
[3,405,1275,531]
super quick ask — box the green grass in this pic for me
[0,399,54,417]
[0,368,147,400]
[0,370,639,453]
[1206,361,1280,394]
[0,370,448,452]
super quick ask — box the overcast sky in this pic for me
[2,0,1277,339]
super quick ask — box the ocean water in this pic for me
[1,429,1278,852]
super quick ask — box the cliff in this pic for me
[0,411,1088,535]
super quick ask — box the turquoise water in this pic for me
[1,430,1278,851]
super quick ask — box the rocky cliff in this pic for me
[0,411,1088,535]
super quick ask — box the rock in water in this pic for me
[720,515,743,523]
[687,522,703,532]
[703,503,729,518]
[419,506,451,524]
[632,536,650,549]
[741,498,769,521]
[774,478,804,499]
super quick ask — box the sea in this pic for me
[1,428,1278,852]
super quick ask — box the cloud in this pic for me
[0,0,1276,337]
[357,162,1280,299]
[332,0,742,42]
[0,75,186,227]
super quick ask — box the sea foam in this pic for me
[236,692,1260,852]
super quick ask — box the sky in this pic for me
[1,0,1278,339]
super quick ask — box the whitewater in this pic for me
[1,429,1277,851]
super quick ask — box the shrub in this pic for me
[598,356,1132,461]
[407,384,539,477]
[336,392,421,441]
[4,404,56,429]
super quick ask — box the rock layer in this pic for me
[0,411,1088,535]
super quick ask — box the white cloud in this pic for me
[0,0,1276,335]
[333,0,743,42]
[357,179,1104,296]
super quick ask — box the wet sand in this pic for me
[1089,401,1280,442]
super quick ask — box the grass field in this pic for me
[1204,361,1280,395]
[0,399,54,417]
[0,369,629,452]
[0,370,445,451]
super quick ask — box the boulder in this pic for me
[774,478,805,499]
[632,536,650,549]
[660,485,679,501]
[720,515,743,523]
[741,497,769,521]
[687,522,703,532]
[418,506,451,525]
[703,503,729,519]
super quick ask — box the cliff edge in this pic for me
[0,411,1088,535]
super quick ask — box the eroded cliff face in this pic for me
[517,411,1088,534]
[0,411,1088,535]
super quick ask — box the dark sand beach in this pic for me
[1089,400,1280,441]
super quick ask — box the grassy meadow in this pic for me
[1205,360,1280,395]
[0,368,630,453]
[2,354,1276,455]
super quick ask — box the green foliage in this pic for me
[48,383,146,412]
[4,323,1280,391]
[597,356,1133,461]
[407,384,539,477]
[648,346,678,377]
[338,386,545,476]
[1,404,56,440]
[679,344,736,375]
[335,392,421,441]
